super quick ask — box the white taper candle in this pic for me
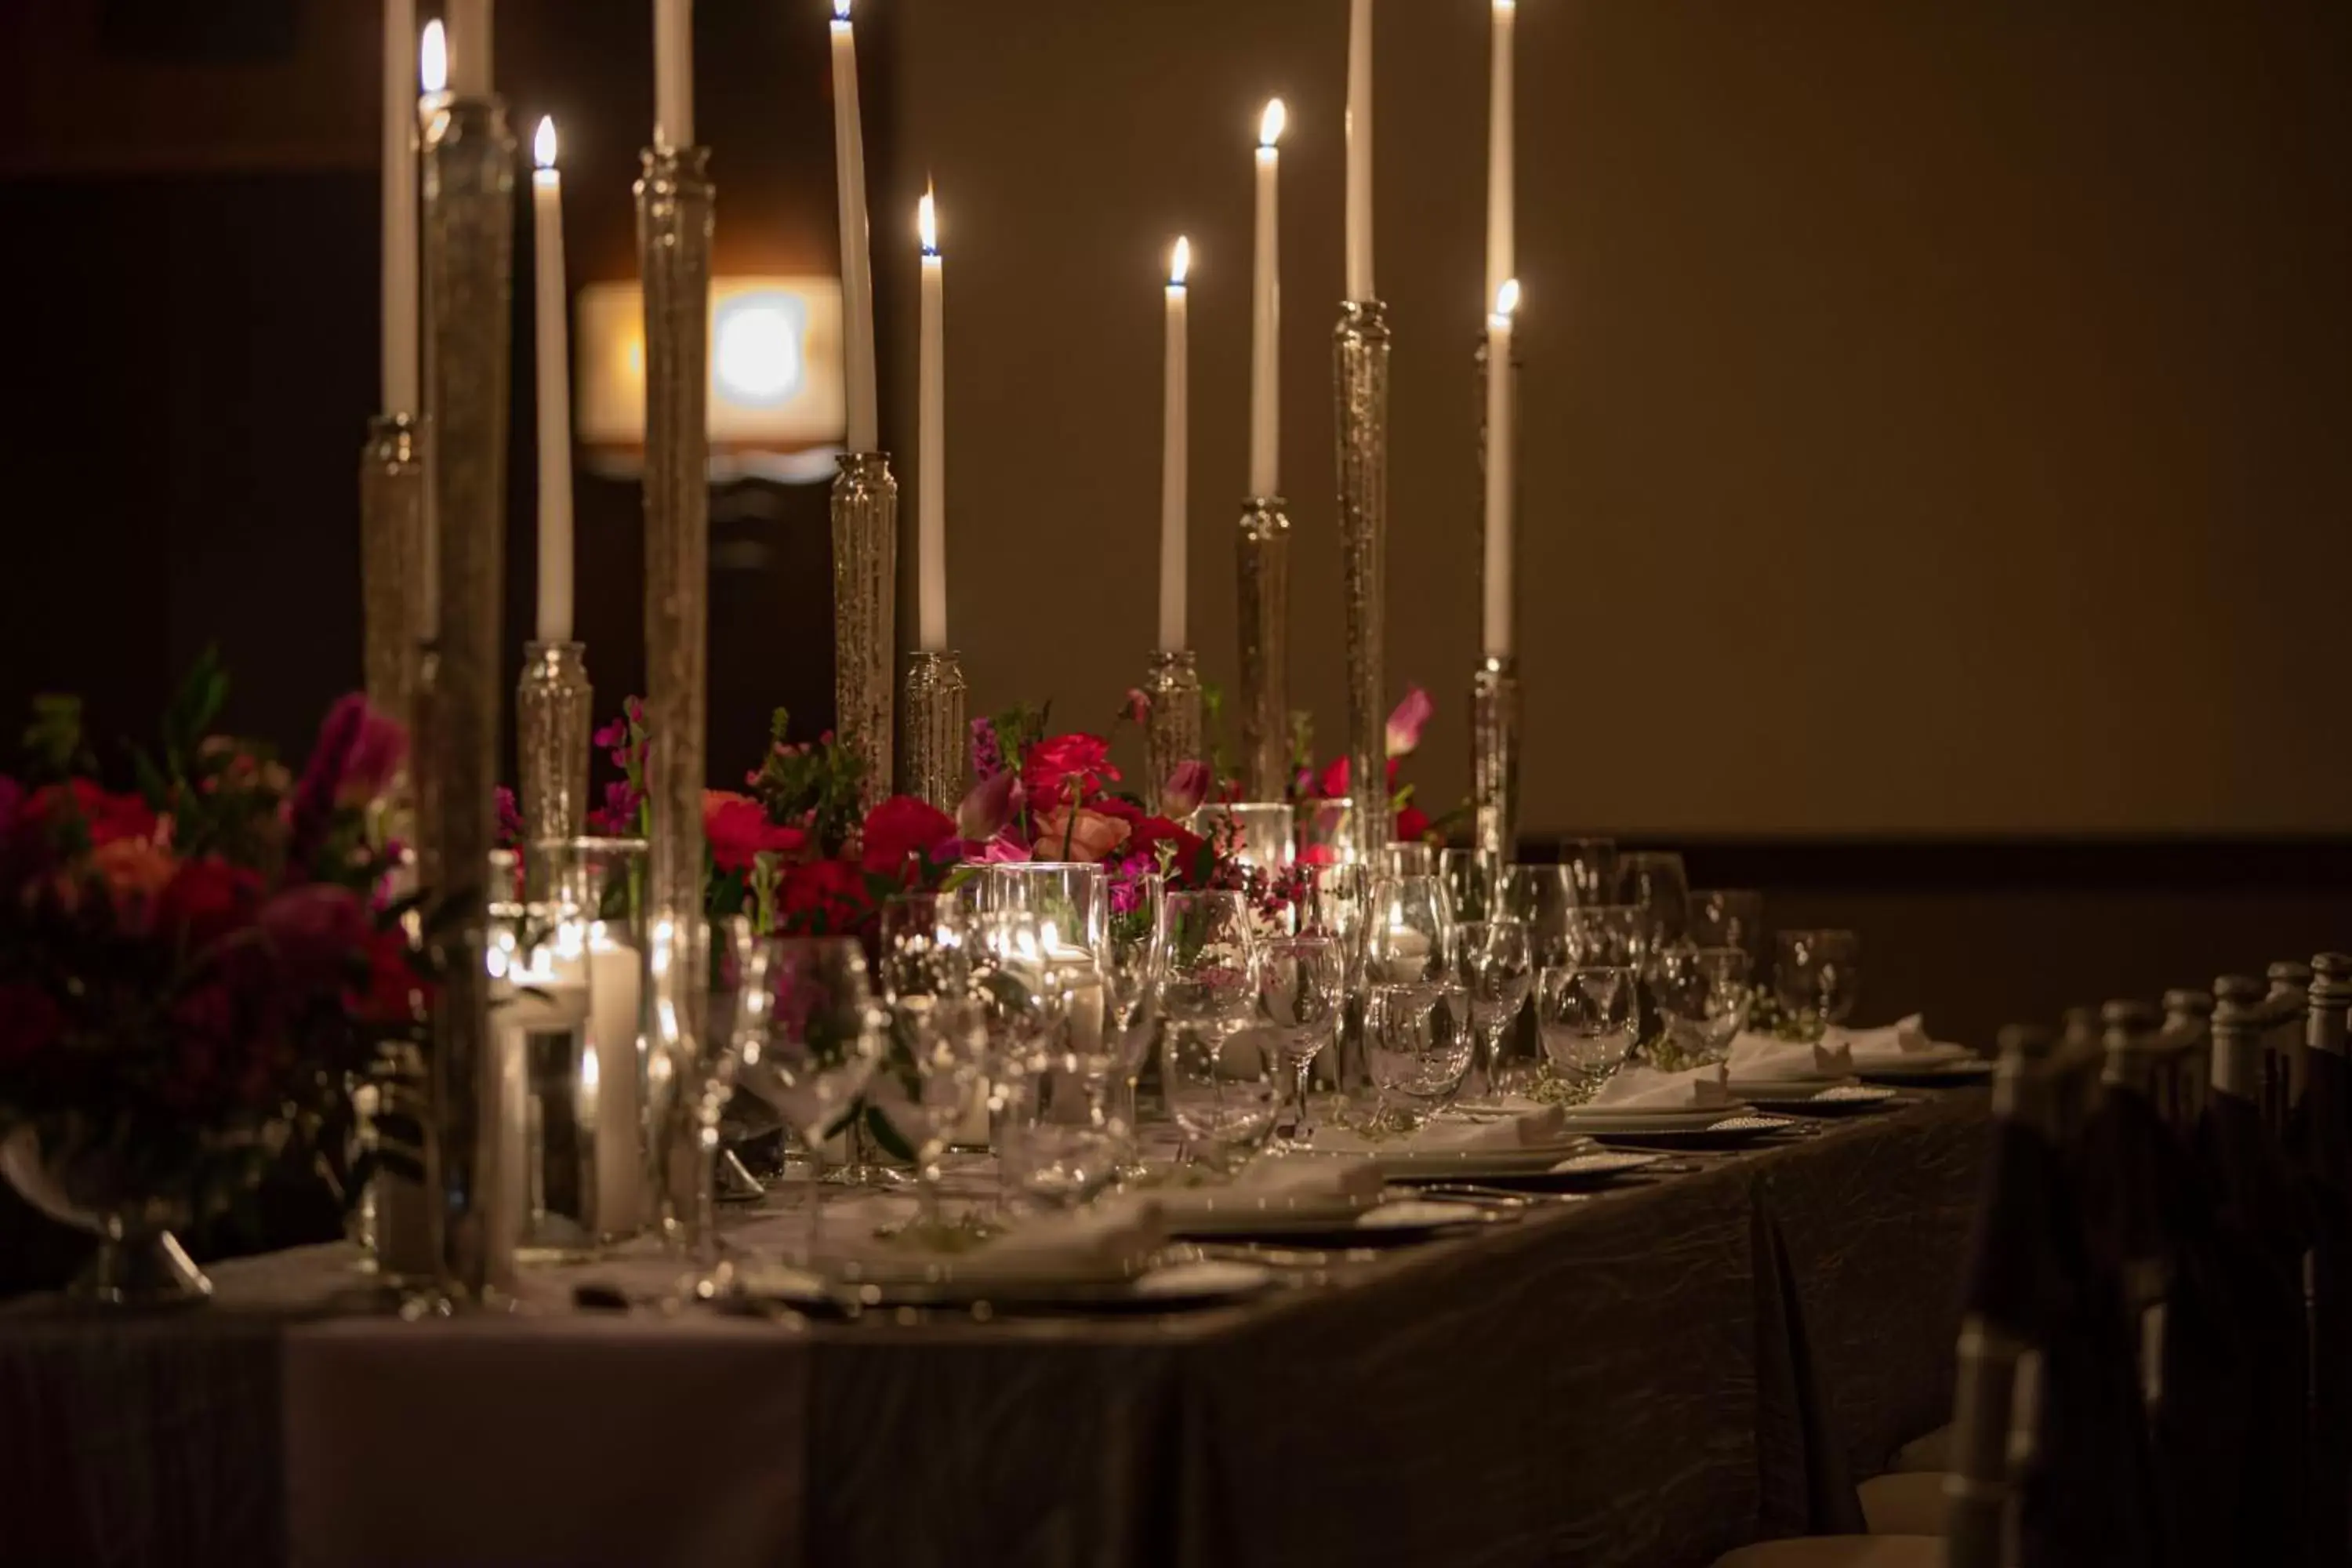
[829,2,878,453]
[447,0,491,97]
[1159,237,1191,652]
[653,0,695,151]
[1249,98,1285,500]
[531,118,574,644]
[1345,0,1374,303]
[916,190,946,652]
[1482,280,1519,659]
[1486,0,1515,305]
[379,0,419,414]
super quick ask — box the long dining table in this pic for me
[0,1087,1988,1568]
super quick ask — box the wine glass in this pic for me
[1158,890,1269,1169]
[1556,837,1620,909]
[1366,981,1475,1128]
[1775,929,1861,1041]
[877,890,975,1004]
[1102,873,1166,1152]
[733,934,885,1267]
[1297,797,1355,866]
[1566,902,1642,968]
[1536,964,1639,1102]
[1441,848,1501,923]
[1367,873,1455,985]
[1617,851,1691,964]
[1455,919,1537,1104]
[1652,946,1753,1069]
[1257,933,1344,1147]
[1501,863,1577,967]
[889,991,991,1241]
[1689,888,1765,960]
[1381,843,1438,879]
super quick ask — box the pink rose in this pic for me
[1030,807,1132,864]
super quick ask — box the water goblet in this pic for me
[1381,843,1438,879]
[1556,837,1620,909]
[887,991,992,1242]
[1158,890,1267,1169]
[1455,919,1537,1104]
[1566,902,1642,969]
[1367,873,1455,986]
[1617,851,1692,960]
[1365,982,1476,1128]
[1441,848,1501,924]
[1536,964,1639,1103]
[1652,946,1754,1069]
[1256,933,1345,1147]
[1775,929,1861,1041]
[733,935,885,1266]
[1501,864,1577,967]
[1689,888,1765,960]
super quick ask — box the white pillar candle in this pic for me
[447,0,492,97]
[586,928,645,1233]
[916,191,947,652]
[1483,280,1519,660]
[829,2,879,453]
[379,0,419,414]
[416,20,445,640]
[530,118,574,645]
[653,0,695,151]
[1248,98,1285,500]
[1158,237,1190,652]
[1486,0,1515,306]
[1345,0,1374,303]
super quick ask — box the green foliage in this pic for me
[748,707,868,857]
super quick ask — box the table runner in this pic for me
[0,1091,1987,1568]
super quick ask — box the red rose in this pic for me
[1021,733,1119,809]
[27,779,159,849]
[156,855,265,951]
[259,884,372,981]
[1126,815,1209,884]
[1395,803,1432,844]
[703,790,807,873]
[775,857,873,935]
[0,982,64,1066]
[164,981,238,1112]
[1090,796,1145,828]
[859,795,957,876]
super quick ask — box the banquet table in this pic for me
[0,1088,1987,1568]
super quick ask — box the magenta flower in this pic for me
[1160,759,1211,818]
[587,779,644,837]
[1122,688,1151,726]
[495,786,524,849]
[969,717,1005,782]
[288,694,407,862]
[956,768,1018,841]
[977,831,1030,865]
[1386,687,1433,758]
[259,884,371,981]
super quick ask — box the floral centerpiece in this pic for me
[0,657,427,1301]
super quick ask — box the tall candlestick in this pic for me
[1486,0,1515,304]
[1345,0,1374,303]
[448,0,492,97]
[380,0,419,414]
[1159,237,1190,652]
[529,119,574,644]
[916,190,946,653]
[1249,98,1285,499]
[653,0,694,151]
[1482,280,1518,659]
[829,1,878,453]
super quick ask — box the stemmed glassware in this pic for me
[1689,888,1765,960]
[1158,889,1273,1170]
[1652,946,1754,1069]
[1775,929,1861,1041]
[1256,933,1345,1148]
[876,893,991,1241]
[1455,919,1537,1104]
[1367,873,1455,986]
[1557,837,1620,910]
[1617,851,1691,967]
[1102,873,1166,1161]
[731,933,884,1268]
[1365,980,1475,1129]
[1566,902,1642,969]
[1500,863,1577,968]
[1299,862,1374,1113]
[1440,848,1500,924]
[1535,964,1639,1104]
[1381,843,1438,879]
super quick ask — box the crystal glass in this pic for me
[1537,964,1639,1102]
[1653,946,1753,1069]
[1158,890,1269,1167]
[1257,933,1345,1146]
[1103,873,1167,1148]
[979,861,1109,970]
[1690,888,1765,960]
[1366,982,1475,1127]
[1381,842,1438,879]
[1557,837,1620,909]
[891,990,991,1237]
[1457,919,1537,1102]
[487,889,593,1265]
[1192,801,1297,872]
[1298,796,1356,866]
[648,916,757,1284]
[877,890,976,1004]
[1566,902,1643,968]
[1367,873,1455,985]
[1300,862,1374,1109]
[1775,929,1862,1040]
[1501,863,1577,967]
[734,934,886,1265]
[1617,851,1691,960]
[1441,848,1501,923]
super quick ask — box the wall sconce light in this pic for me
[574,275,846,461]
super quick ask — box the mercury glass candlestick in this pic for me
[635,143,716,1252]
[1470,655,1519,867]
[516,641,593,844]
[899,650,967,813]
[1333,299,1391,866]
[358,413,428,733]
[1236,497,1291,800]
[833,452,898,811]
[418,91,518,1302]
[1142,648,1203,815]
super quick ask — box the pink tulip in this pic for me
[1385,687,1434,758]
[1160,759,1212,818]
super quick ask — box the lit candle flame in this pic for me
[533,116,557,170]
[1495,0,1515,11]
[834,0,851,17]
[419,19,447,94]
[1169,235,1191,286]
[1259,98,1287,148]
[1492,277,1520,321]
[917,187,938,254]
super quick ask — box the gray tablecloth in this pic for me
[0,1092,1987,1568]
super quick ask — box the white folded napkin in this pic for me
[1825,1013,1944,1064]
[1589,1062,1733,1110]
[1149,1155,1385,1218]
[893,1196,1166,1283]
[1413,1101,1571,1150]
[1727,1032,1854,1081]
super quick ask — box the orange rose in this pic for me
[1029,807,1132,863]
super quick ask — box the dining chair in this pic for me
[2266,960,2313,1138]
[2296,954,2352,1568]
[2157,987,2213,1131]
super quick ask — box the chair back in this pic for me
[2158,989,2213,1129]
[2267,960,2314,1134]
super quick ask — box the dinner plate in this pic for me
[1556,1103,1757,1134]
[1857,1056,1992,1088]
[737,1256,1279,1313]
[1736,1082,1904,1116]
[1151,1185,1385,1233]
[1166,1196,1501,1247]
[1350,1140,1601,1179]
[1591,1112,1799,1149]
[1389,1149,1663,1191]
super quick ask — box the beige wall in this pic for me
[887,0,2352,835]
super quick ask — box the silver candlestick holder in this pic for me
[417,92,517,1302]
[636,143,715,1253]
[1236,497,1291,800]
[358,412,427,851]
[1142,648,1203,814]
[1470,655,1519,866]
[516,641,593,844]
[833,452,898,812]
[899,651,967,813]
[1334,299,1391,865]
